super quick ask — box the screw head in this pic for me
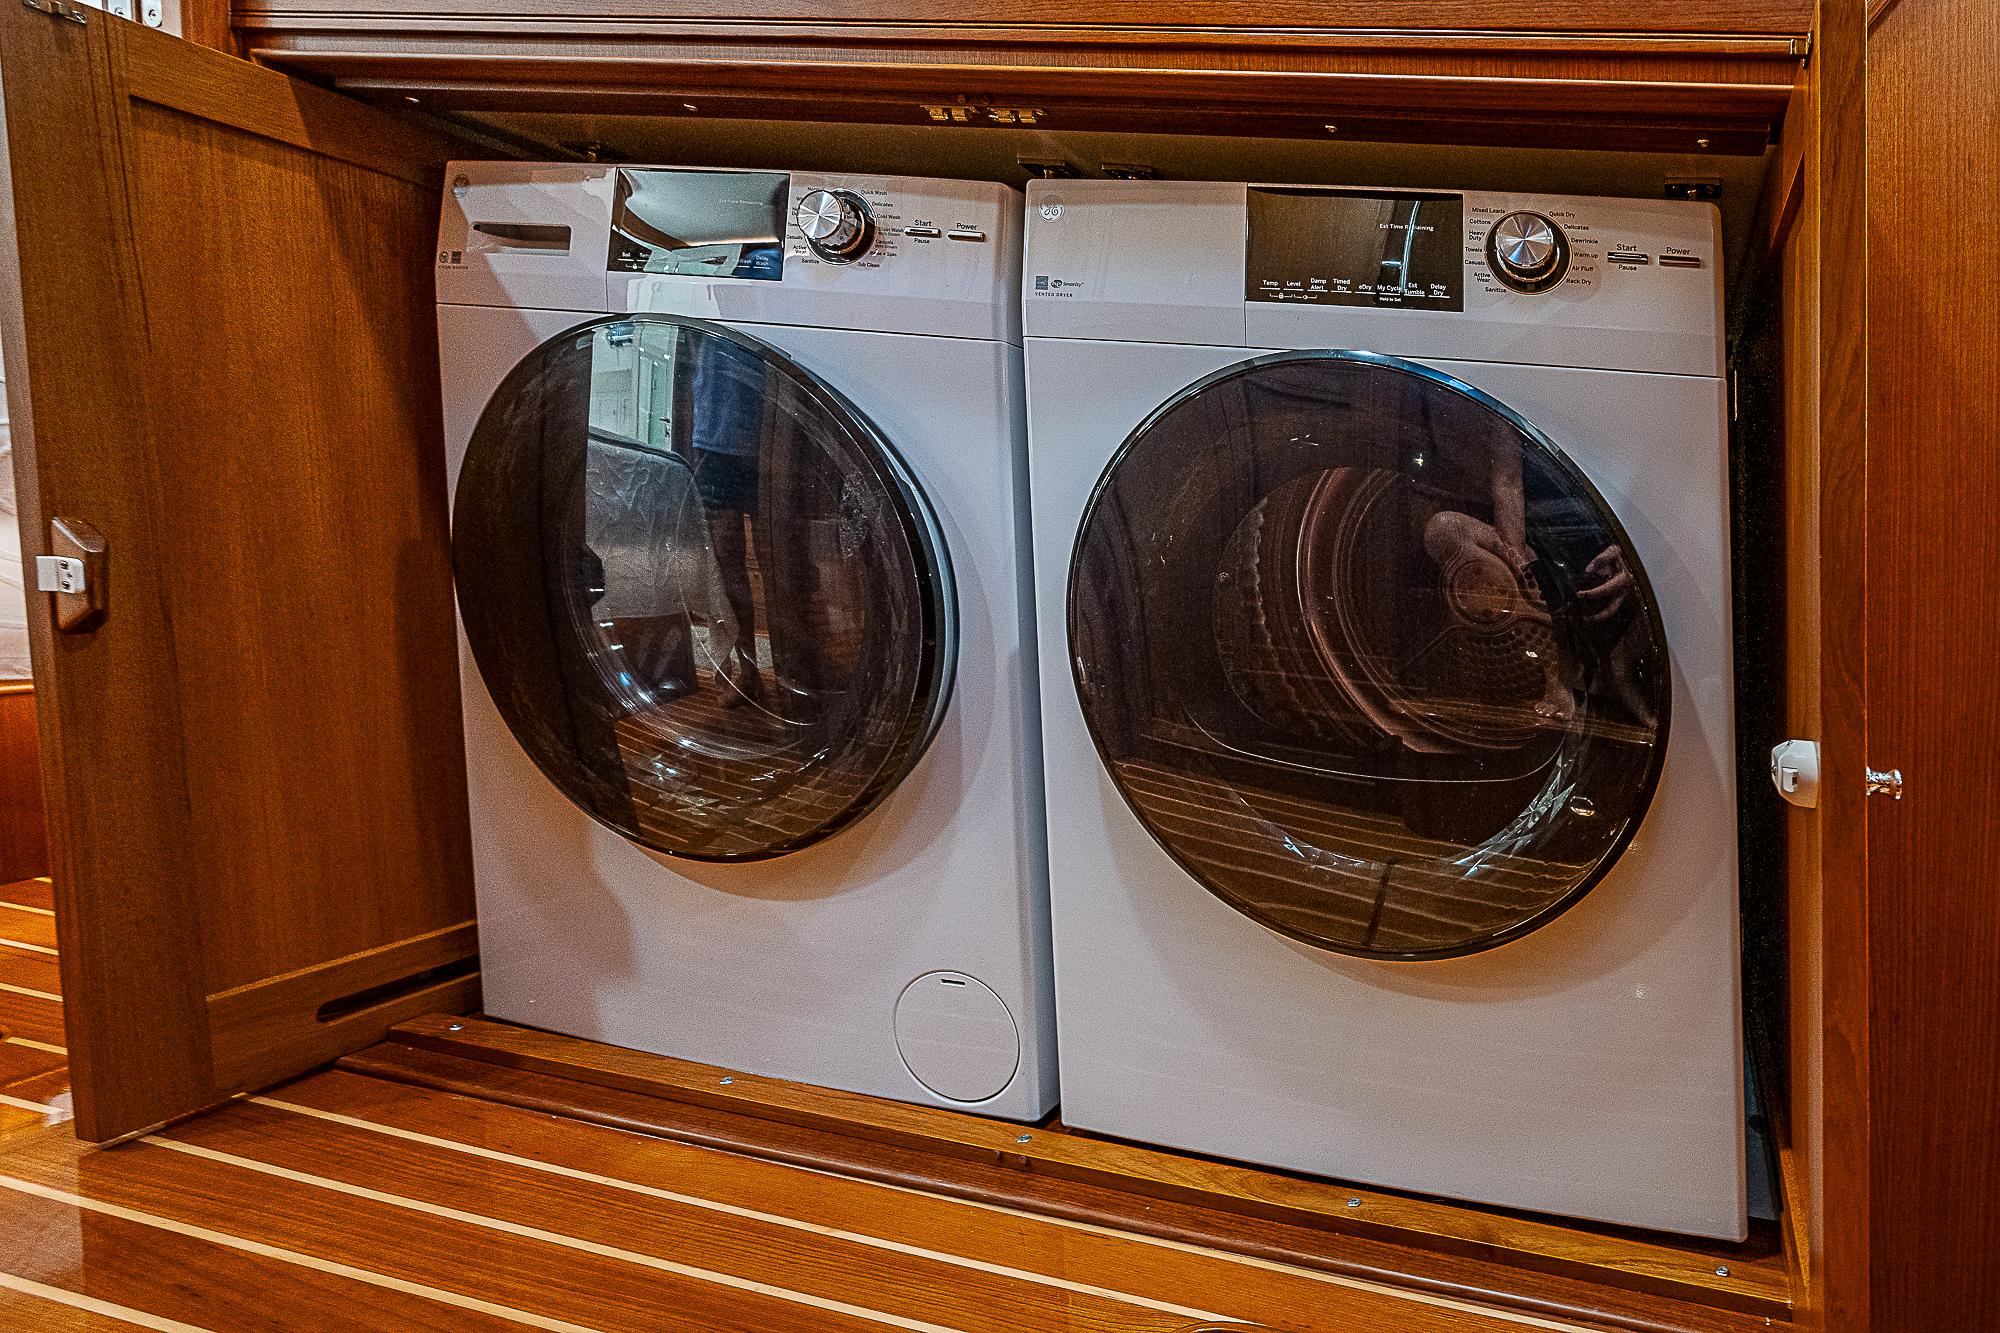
[1716,1265,1731,1277]
[1347,1197,1362,1208]
[719,1076,735,1085]
[446,1023,463,1032]
[1015,1133,1033,1144]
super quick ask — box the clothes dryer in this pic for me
[1023,180,1743,1234]
[437,164,1055,1118]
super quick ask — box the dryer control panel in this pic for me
[1024,180,1723,377]
[436,162,1023,343]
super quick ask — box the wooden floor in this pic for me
[0,878,1690,1332]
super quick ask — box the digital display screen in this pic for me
[609,169,788,282]
[1246,189,1464,310]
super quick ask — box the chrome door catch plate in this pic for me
[35,555,85,595]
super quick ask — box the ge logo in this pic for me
[1038,202,1064,222]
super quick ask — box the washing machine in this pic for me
[435,162,1056,1120]
[1022,180,1744,1236]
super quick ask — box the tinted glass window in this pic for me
[1069,351,1668,958]
[455,314,954,861]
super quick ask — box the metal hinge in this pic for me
[1865,767,1905,800]
[22,0,89,24]
[1790,33,1812,61]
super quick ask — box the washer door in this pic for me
[1069,351,1669,959]
[454,313,955,861]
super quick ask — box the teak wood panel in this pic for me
[0,688,45,885]
[1863,0,2000,1323]
[0,10,478,1139]
[234,0,1816,33]
[0,1061,1661,1333]
[235,2,1805,155]
[0,1,218,1142]
[1752,1,1868,1327]
[233,0,1815,31]
[371,1014,1792,1329]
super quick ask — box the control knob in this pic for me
[795,189,877,264]
[1486,211,1570,293]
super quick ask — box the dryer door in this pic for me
[453,313,955,861]
[1068,350,1669,959]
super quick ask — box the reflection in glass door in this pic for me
[455,314,955,861]
[1068,351,1669,959]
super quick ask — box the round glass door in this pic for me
[454,314,955,861]
[1069,351,1669,959]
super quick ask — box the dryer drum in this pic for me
[1069,350,1671,960]
[453,313,956,862]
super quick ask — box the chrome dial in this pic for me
[795,188,877,263]
[1486,211,1570,293]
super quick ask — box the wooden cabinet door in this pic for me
[1862,0,2000,1323]
[0,7,478,1140]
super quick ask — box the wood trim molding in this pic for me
[374,1014,1793,1325]
[235,9,1802,152]
[206,924,479,1093]
[1787,2,1870,1328]
[236,17,1811,57]
[232,0,1815,39]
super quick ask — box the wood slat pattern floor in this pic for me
[0,879,1647,1331]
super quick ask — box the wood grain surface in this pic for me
[1862,0,2000,1324]
[0,9,478,1139]
[363,1014,1790,1328]
[231,0,1812,36]
[233,2,1804,154]
[0,1053,1698,1333]
[0,689,45,885]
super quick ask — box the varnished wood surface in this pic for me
[364,1014,1788,1329]
[0,10,477,1138]
[1773,4,1870,1331]
[0,688,46,885]
[0,880,68,1145]
[235,0,1804,154]
[1863,0,2000,1323]
[0,1046,1719,1333]
[0,877,51,911]
[0,0,218,1143]
[254,43,1792,157]
[234,0,1814,34]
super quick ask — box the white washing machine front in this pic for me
[435,163,1056,1120]
[1022,179,1744,1237]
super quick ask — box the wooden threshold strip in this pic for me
[358,1014,1788,1331]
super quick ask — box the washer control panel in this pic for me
[780,176,1000,275]
[795,188,877,263]
[1463,194,1709,300]
[437,162,1021,342]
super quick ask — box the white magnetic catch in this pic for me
[1769,739,1820,809]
